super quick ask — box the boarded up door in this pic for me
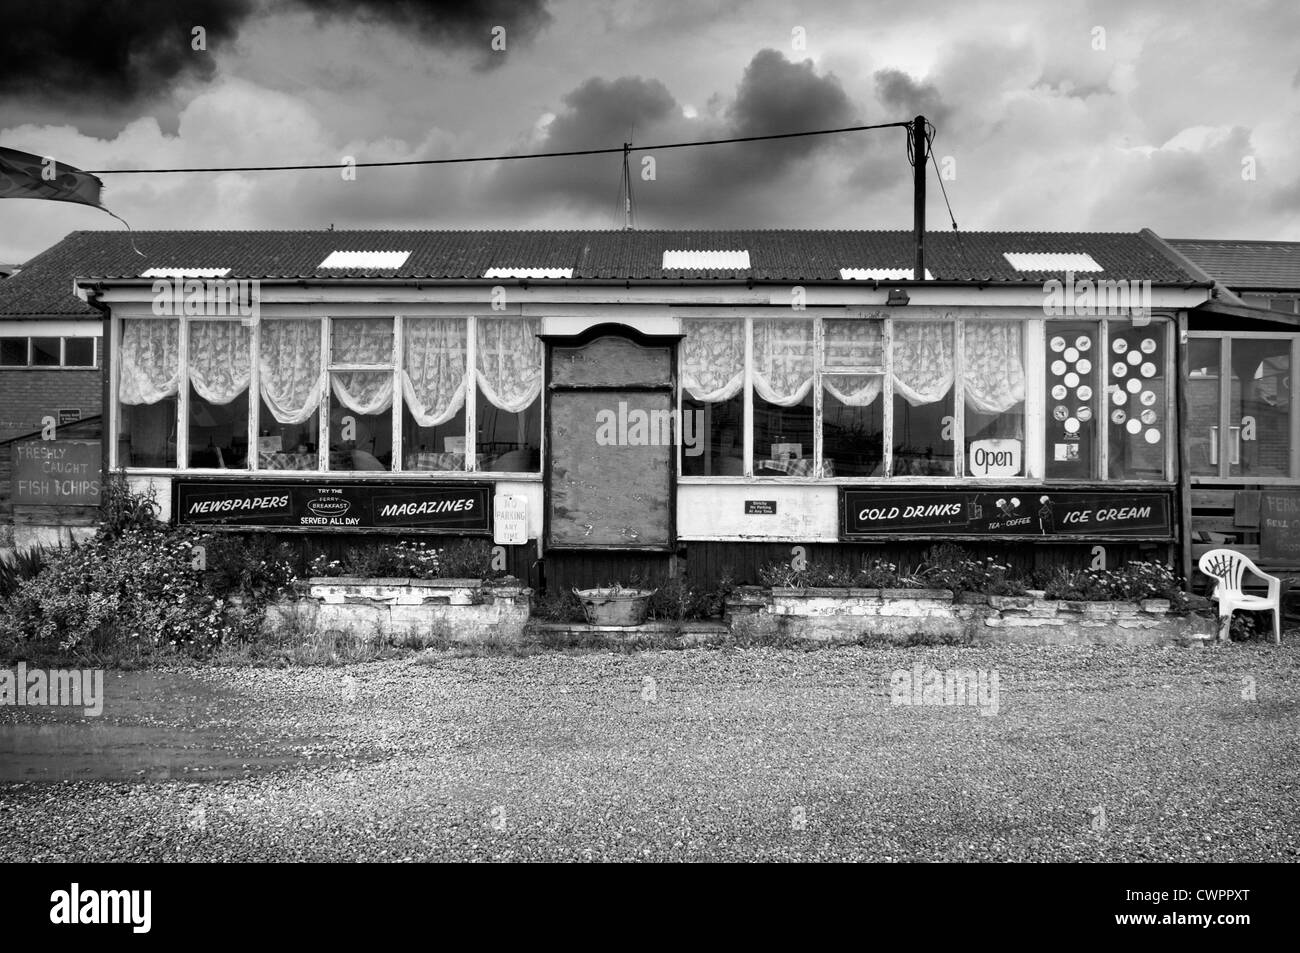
[545,332,676,550]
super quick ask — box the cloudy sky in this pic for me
[2,0,1298,264]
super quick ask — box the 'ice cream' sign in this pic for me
[842,489,1171,539]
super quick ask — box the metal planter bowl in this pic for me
[573,587,657,626]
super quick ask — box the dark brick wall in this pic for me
[0,368,102,441]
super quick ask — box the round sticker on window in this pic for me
[1051,360,1067,376]
[1127,349,1142,366]
[1050,335,1066,352]
[1076,335,1092,352]
[1077,384,1093,401]
[1112,361,1128,378]
[1145,428,1161,444]
[1112,388,1127,406]
[1126,418,1142,435]
[1113,338,1128,355]
[1064,347,1079,363]
[1077,358,1092,375]
[1064,372,1080,388]
[1140,362,1156,378]
[1112,408,1127,424]
[1077,406,1093,422]
[1127,378,1142,394]
[1140,408,1157,425]
[1140,390,1157,406]
[1065,418,1080,434]
[1052,384,1067,400]
[1053,405,1069,421]
[1140,337,1157,354]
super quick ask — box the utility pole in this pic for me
[912,115,927,281]
[620,141,635,230]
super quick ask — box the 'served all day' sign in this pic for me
[842,489,1172,539]
[174,480,492,532]
[13,440,101,506]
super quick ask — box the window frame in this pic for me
[112,313,544,479]
[677,312,1175,486]
[0,335,100,368]
[1186,330,1299,484]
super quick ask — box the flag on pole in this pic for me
[0,146,105,209]
[0,146,144,255]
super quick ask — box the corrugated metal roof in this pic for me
[0,228,1203,317]
[1166,238,1300,290]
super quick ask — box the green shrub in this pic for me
[0,526,242,658]
[307,538,498,580]
[201,534,297,602]
[438,538,496,579]
[647,573,734,621]
[97,469,160,540]
[0,546,57,601]
[1039,561,1187,608]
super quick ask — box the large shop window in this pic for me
[115,315,543,473]
[679,313,1170,481]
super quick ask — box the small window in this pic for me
[64,338,95,366]
[31,337,60,366]
[0,337,26,366]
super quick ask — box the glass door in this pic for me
[1188,334,1296,479]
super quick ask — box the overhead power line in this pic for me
[84,121,912,175]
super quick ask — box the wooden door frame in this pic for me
[540,323,683,552]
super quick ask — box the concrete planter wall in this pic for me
[726,586,1216,646]
[268,577,532,643]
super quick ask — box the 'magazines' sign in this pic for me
[842,489,1172,540]
[174,480,492,532]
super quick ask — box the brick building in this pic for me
[0,235,104,441]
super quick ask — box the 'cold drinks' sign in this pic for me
[842,489,1171,539]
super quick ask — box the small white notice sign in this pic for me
[969,438,1022,478]
[493,493,528,545]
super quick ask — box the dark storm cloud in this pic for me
[296,0,552,69]
[873,69,950,127]
[0,0,550,103]
[491,49,863,224]
[0,0,252,101]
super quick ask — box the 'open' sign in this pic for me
[969,439,1021,477]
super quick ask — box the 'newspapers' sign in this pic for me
[842,489,1172,539]
[174,480,492,532]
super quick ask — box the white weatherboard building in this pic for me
[3,227,1296,589]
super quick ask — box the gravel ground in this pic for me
[2,640,1298,862]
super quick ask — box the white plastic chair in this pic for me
[1197,548,1282,644]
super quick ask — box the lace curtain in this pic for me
[892,320,955,407]
[402,318,467,427]
[963,322,1026,414]
[119,319,180,405]
[477,317,541,413]
[259,319,324,424]
[332,372,393,416]
[753,319,814,406]
[824,319,883,406]
[330,318,393,415]
[331,318,392,364]
[188,321,249,405]
[681,318,745,402]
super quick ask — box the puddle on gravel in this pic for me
[0,669,334,783]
